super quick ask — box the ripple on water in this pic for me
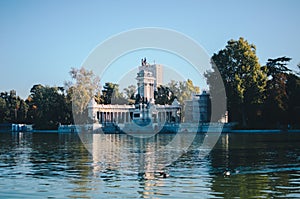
[1,132,300,198]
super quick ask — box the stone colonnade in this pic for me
[88,101,181,124]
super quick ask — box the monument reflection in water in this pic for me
[1,132,300,198]
[80,132,209,176]
[75,58,224,177]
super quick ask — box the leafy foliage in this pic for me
[1,46,300,130]
[154,79,200,105]
[123,85,136,104]
[206,37,267,127]
[154,85,175,105]
[101,82,127,105]
[262,57,300,127]
[27,85,72,130]
[68,67,100,115]
[0,91,28,124]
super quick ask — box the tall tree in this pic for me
[286,73,300,127]
[67,67,100,115]
[264,56,292,76]
[262,57,292,127]
[0,94,9,123]
[206,37,267,127]
[16,98,28,123]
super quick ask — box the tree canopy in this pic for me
[67,67,100,115]
[206,37,267,127]
[154,79,200,105]
[0,90,28,124]
[101,82,127,105]
[262,57,300,127]
[26,85,72,130]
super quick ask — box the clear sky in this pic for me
[1,0,299,98]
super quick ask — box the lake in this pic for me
[0,131,300,198]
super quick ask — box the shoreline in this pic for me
[225,129,300,133]
[1,129,300,134]
[1,122,300,134]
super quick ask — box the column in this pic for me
[113,112,117,123]
[158,112,161,123]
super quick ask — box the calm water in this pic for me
[1,132,300,198]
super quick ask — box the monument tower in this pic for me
[138,57,163,91]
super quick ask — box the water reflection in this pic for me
[0,132,300,198]
[0,132,93,198]
[89,133,206,175]
[209,133,300,198]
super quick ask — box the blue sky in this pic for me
[0,0,299,98]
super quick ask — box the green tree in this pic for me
[67,67,100,115]
[167,80,180,97]
[94,90,103,104]
[262,57,292,127]
[154,85,174,105]
[264,57,292,76]
[123,84,136,104]
[154,79,200,105]
[167,79,200,104]
[285,63,300,128]
[64,86,74,124]
[0,91,28,123]
[16,98,28,123]
[27,84,71,129]
[0,94,9,123]
[102,82,127,104]
[206,37,267,127]
[7,90,18,123]
[286,73,300,127]
[179,79,200,103]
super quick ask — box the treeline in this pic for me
[0,67,199,129]
[206,37,300,129]
[1,37,300,130]
[0,85,73,130]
